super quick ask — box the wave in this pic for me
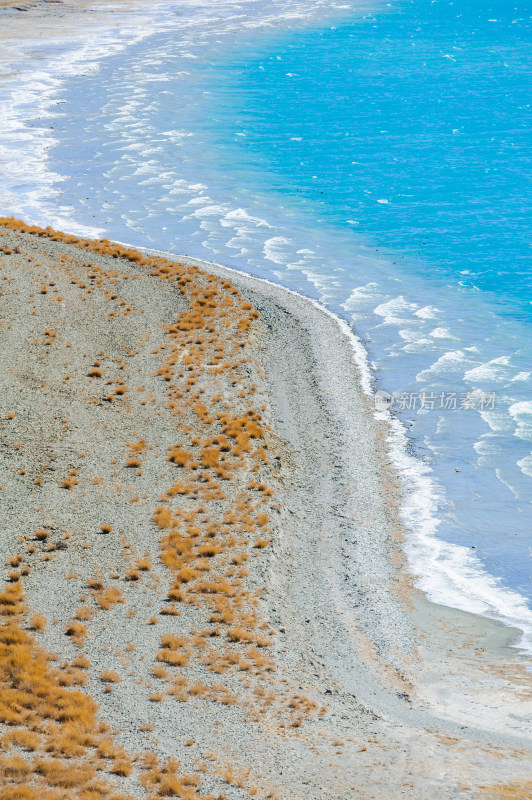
[120,239,532,657]
[0,1,188,234]
[2,0,532,657]
[1,0,371,229]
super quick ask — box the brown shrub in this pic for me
[167,448,190,467]
[96,586,124,610]
[100,670,121,683]
[29,613,47,631]
[157,650,188,667]
[2,729,40,751]
[65,621,87,641]
[109,759,132,777]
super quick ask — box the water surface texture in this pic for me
[3,0,532,648]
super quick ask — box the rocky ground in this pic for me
[0,220,531,799]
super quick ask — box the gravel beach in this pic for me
[2,1,532,798]
[0,220,531,799]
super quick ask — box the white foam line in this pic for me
[0,0,395,236]
[119,241,375,391]
[3,0,531,657]
[111,240,532,659]
[0,1,184,234]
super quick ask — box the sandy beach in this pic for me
[0,219,530,799]
[1,1,532,798]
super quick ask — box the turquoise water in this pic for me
[197,0,532,616]
[209,0,531,312]
[6,0,532,647]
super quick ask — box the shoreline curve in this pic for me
[132,243,532,748]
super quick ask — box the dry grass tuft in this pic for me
[167,448,190,467]
[87,578,104,591]
[109,759,132,777]
[100,670,121,683]
[253,538,270,549]
[157,650,188,668]
[60,475,78,490]
[29,613,47,632]
[160,605,181,617]
[0,573,139,798]
[64,620,87,644]
[2,729,40,751]
[95,586,124,610]
[75,606,92,621]
[0,218,278,796]
[72,654,91,669]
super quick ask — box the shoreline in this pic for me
[142,247,532,741]
[0,220,531,798]
[0,0,193,235]
[3,0,532,664]
[1,2,532,795]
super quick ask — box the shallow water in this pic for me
[1,0,532,650]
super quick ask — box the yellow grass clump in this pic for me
[0,217,283,789]
[0,578,139,798]
[95,586,125,610]
[28,613,47,632]
[60,476,78,490]
[64,620,87,645]
[167,447,190,467]
[157,650,189,667]
[100,670,121,683]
